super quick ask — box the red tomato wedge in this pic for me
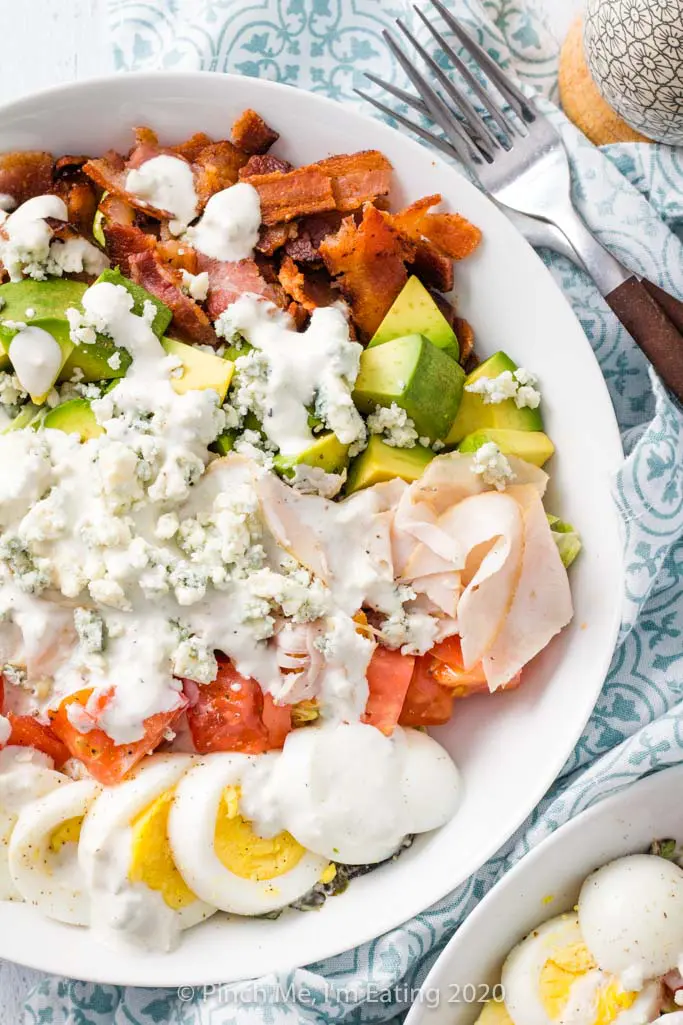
[5,713,70,767]
[398,655,455,727]
[429,636,522,696]
[49,688,186,785]
[362,646,416,735]
[184,660,292,755]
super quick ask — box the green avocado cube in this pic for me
[458,428,555,468]
[3,403,45,433]
[43,398,103,441]
[95,268,171,338]
[369,276,459,362]
[161,337,234,403]
[353,333,465,440]
[346,436,434,494]
[445,351,543,446]
[274,432,350,479]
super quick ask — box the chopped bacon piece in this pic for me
[320,203,414,338]
[84,156,172,219]
[454,317,475,364]
[157,239,199,274]
[422,212,482,260]
[410,240,454,292]
[103,222,155,277]
[231,109,279,155]
[197,254,285,321]
[193,141,248,204]
[287,301,308,330]
[65,180,99,239]
[240,153,294,178]
[256,221,297,256]
[171,132,214,163]
[278,256,318,311]
[132,125,159,151]
[284,212,342,263]
[390,194,439,237]
[0,151,53,205]
[99,192,135,227]
[54,154,89,177]
[316,150,392,212]
[249,167,336,226]
[129,249,217,344]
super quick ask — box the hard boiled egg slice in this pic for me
[501,913,661,1025]
[8,778,100,925]
[0,746,66,900]
[167,753,332,915]
[579,855,683,981]
[78,754,214,951]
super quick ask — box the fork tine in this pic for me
[363,73,431,121]
[354,87,466,165]
[382,27,491,163]
[427,0,535,125]
[394,16,501,152]
[412,4,519,142]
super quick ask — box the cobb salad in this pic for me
[0,109,580,952]
[475,847,683,1025]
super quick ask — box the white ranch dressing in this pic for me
[0,195,67,282]
[8,326,63,398]
[125,155,198,234]
[218,296,366,457]
[183,183,261,262]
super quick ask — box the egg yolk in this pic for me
[214,786,305,881]
[539,943,637,1023]
[129,790,197,910]
[474,999,514,1025]
[48,815,83,853]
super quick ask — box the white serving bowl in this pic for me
[0,71,623,986]
[406,764,683,1025]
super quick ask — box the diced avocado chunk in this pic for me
[547,514,582,568]
[346,436,433,494]
[474,999,514,1025]
[62,269,172,383]
[370,276,459,361]
[161,337,234,403]
[353,334,465,440]
[3,403,45,432]
[43,398,103,441]
[445,351,543,446]
[0,278,88,386]
[274,432,350,479]
[459,428,555,467]
[213,431,237,456]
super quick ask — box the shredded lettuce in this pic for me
[547,514,582,568]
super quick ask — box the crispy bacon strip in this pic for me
[454,316,475,363]
[84,156,172,219]
[193,141,248,204]
[320,203,414,339]
[157,240,199,274]
[54,154,89,177]
[103,223,155,277]
[231,109,279,155]
[196,254,285,321]
[278,256,317,312]
[316,151,392,212]
[0,151,53,205]
[284,212,343,263]
[172,132,213,162]
[65,181,99,239]
[389,193,482,261]
[249,168,336,226]
[239,153,294,179]
[256,222,297,256]
[129,250,217,344]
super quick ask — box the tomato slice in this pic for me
[429,636,522,696]
[6,713,70,767]
[362,646,416,735]
[398,655,455,727]
[184,660,292,755]
[49,688,186,785]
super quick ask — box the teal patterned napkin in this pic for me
[16,1,683,1022]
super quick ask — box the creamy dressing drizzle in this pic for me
[9,326,63,398]
[0,195,108,282]
[183,183,261,262]
[125,155,198,234]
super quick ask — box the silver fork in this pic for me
[356,0,683,402]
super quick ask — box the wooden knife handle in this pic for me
[605,276,683,403]
[642,279,683,335]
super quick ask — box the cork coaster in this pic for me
[558,16,652,145]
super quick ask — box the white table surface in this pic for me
[0,0,581,1019]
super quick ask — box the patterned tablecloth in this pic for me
[6,1,683,1022]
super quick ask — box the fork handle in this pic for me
[605,277,683,403]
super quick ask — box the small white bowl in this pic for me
[406,763,683,1025]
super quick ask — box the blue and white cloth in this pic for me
[13,1,683,1021]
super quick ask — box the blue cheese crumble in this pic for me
[367,403,418,449]
[465,368,541,409]
[471,442,516,491]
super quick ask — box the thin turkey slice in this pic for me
[437,492,524,668]
[255,470,330,580]
[482,484,573,690]
[410,571,462,618]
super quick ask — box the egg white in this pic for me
[0,747,65,900]
[397,727,461,834]
[8,777,100,925]
[78,754,215,934]
[167,753,330,915]
[579,855,683,980]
